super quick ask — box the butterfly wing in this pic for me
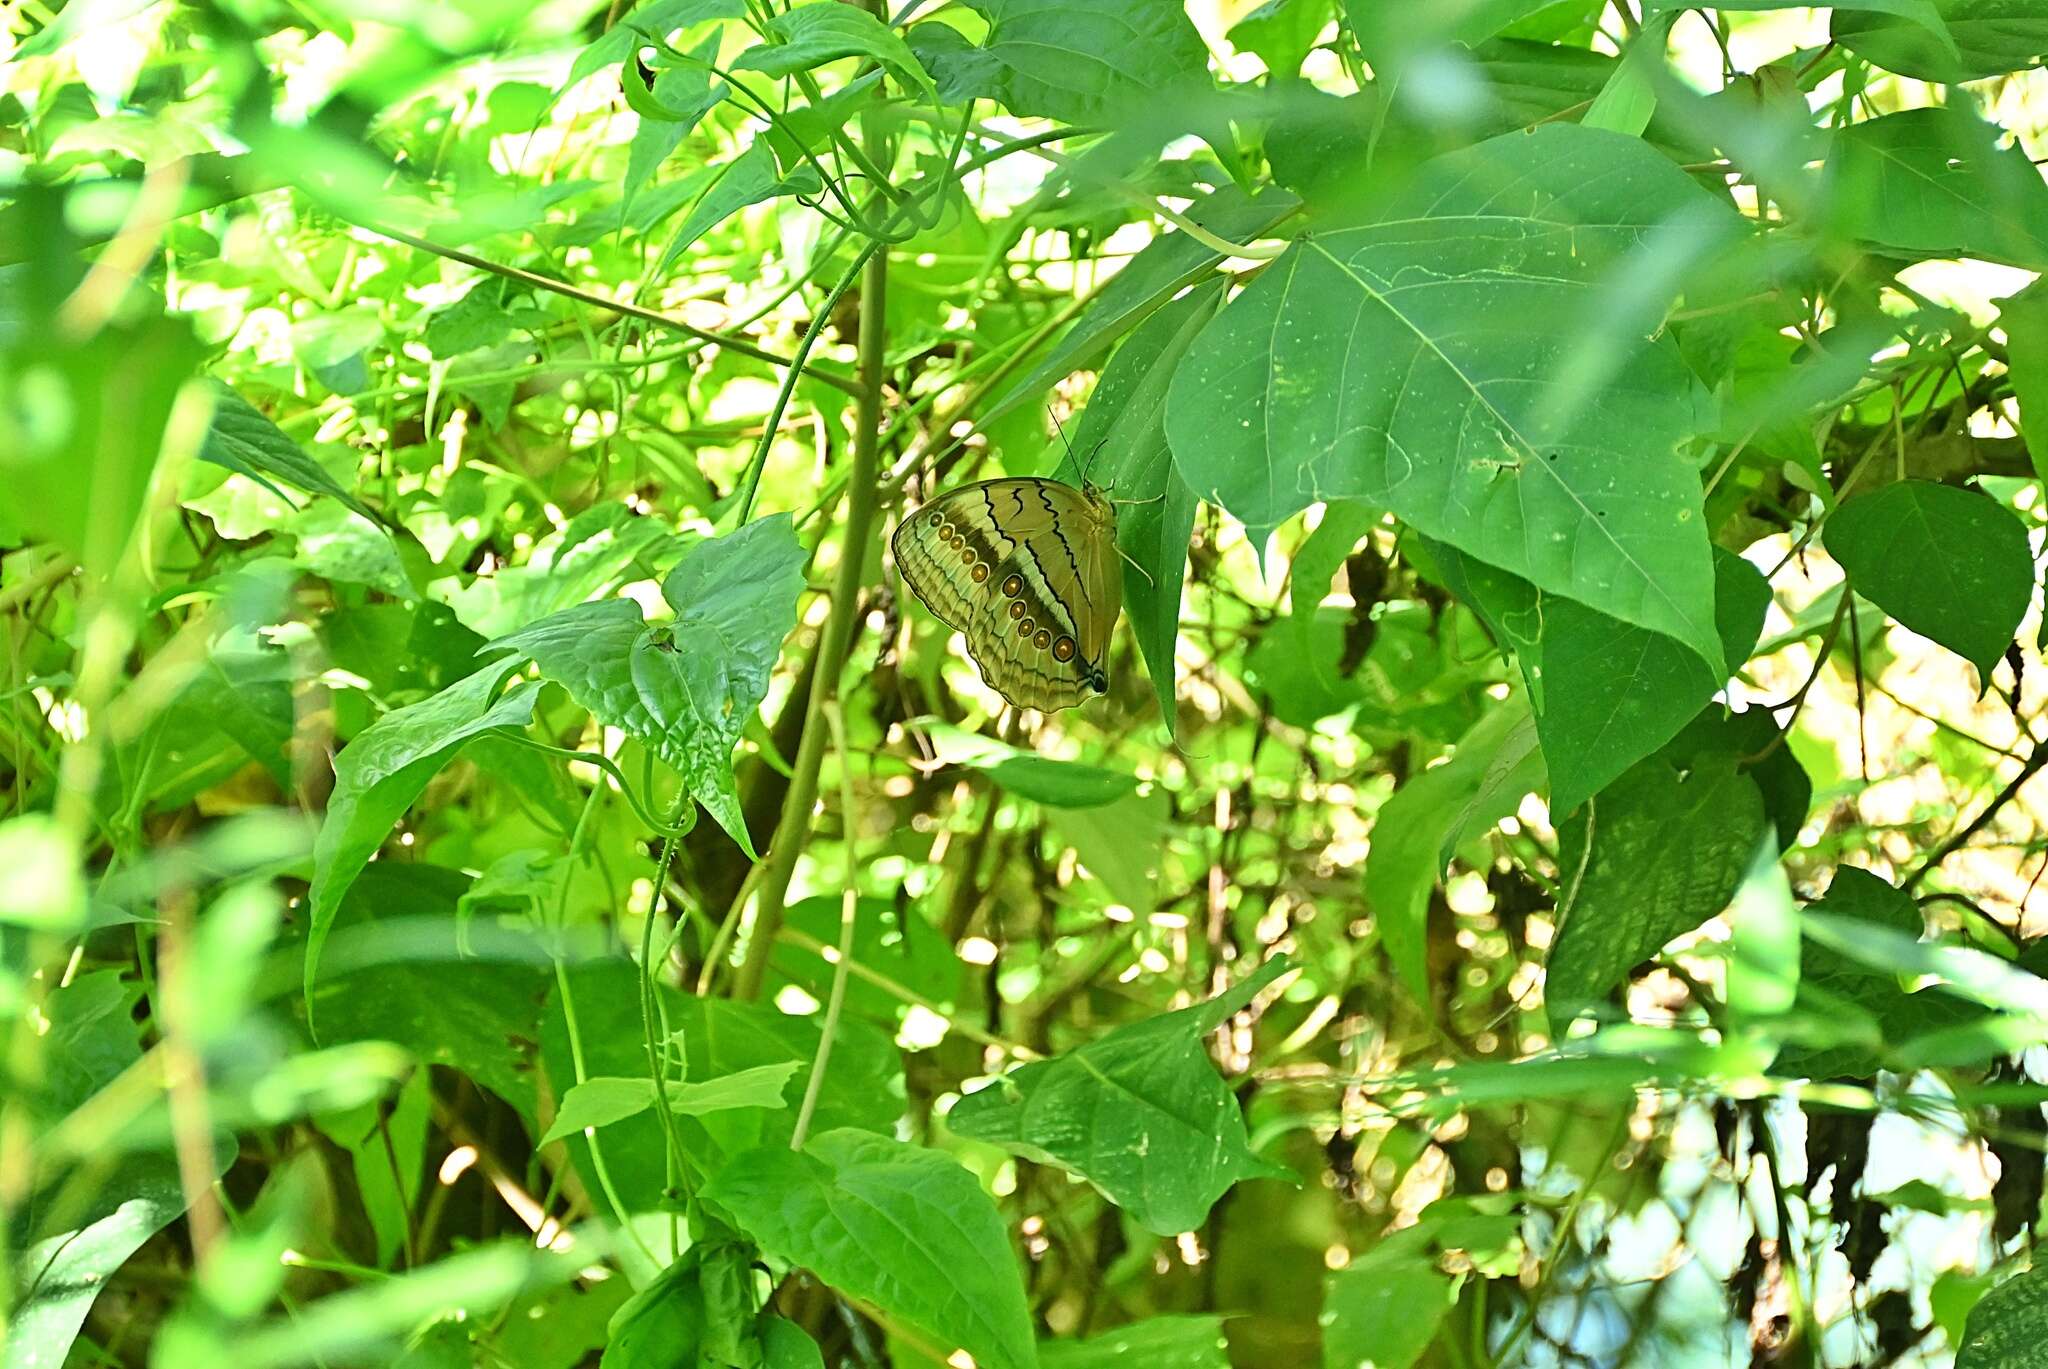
[892,478,1120,711]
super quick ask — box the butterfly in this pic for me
[891,477,1122,712]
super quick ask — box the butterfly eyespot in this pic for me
[892,476,1124,712]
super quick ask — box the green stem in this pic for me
[791,703,860,1151]
[731,239,880,526]
[550,959,662,1270]
[639,813,690,1255]
[731,199,891,1002]
[351,220,864,398]
[491,733,694,836]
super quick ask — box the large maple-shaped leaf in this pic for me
[908,0,1211,125]
[1168,123,1739,675]
[947,960,1293,1234]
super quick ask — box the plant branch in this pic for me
[354,221,865,398]
[1905,739,2048,891]
[732,235,891,1001]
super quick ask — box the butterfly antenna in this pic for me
[1113,542,1157,589]
[1047,406,1076,460]
[1084,438,1111,487]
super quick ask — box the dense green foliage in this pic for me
[9,0,2048,1365]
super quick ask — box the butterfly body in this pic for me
[892,477,1121,712]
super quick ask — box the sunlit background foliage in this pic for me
[8,0,2048,1366]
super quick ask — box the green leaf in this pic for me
[1364,701,1547,1005]
[1822,106,2048,270]
[2000,282,2048,490]
[11,971,226,1369]
[185,881,283,1048]
[1582,11,1672,136]
[315,864,550,1122]
[1439,542,1771,818]
[656,140,826,274]
[1284,507,1380,647]
[540,1076,659,1146]
[600,1241,755,1369]
[9,1155,199,1369]
[922,720,1141,807]
[316,1072,432,1272]
[16,0,157,57]
[1778,867,1991,1079]
[913,0,1212,124]
[1722,835,1800,1023]
[3,307,202,574]
[624,39,726,207]
[292,307,382,394]
[541,961,902,1204]
[1959,1262,2048,1368]
[1546,728,1769,1030]
[734,1,937,101]
[669,1061,798,1115]
[1396,1029,1775,1116]
[1041,1315,1230,1369]
[566,0,742,88]
[1822,479,2032,679]
[421,278,516,357]
[946,960,1293,1235]
[988,756,1140,807]
[1834,0,2048,81]
[706,1130,1035,1369]
[1060,279,1221,731]
[443,502,682,639]
[762,1317,828,1369]
[1320,1233,1457,1369]
[1228,0,1334,80]
[1167,124,1730,676]
[200,382,380,523]
[1046,787,1170,913]
[486,515,806,855]
[159,1242,587,1369]
[305,660,541,1022]
[981,185,1299,426]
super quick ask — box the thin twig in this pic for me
[776,927,1039,1060]
[1905,739,2048,891]
[354,221,865,398]
[0,554,78,613]
[1745,588,1852,765]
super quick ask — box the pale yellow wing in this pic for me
[892,477,1121,712]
